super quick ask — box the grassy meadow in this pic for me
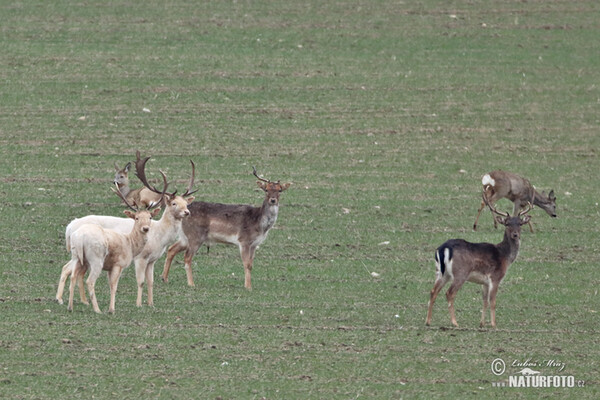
[1,0,599,398]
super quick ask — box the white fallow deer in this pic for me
[56,154,196,308]
[425,193,532,328]
[161,167,290,290]
[66,182,165,314]
[473,170,556,232]
[114,151,164,208]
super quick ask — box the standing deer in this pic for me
[114,151,164,208]
[56,153,196,308]
[426,193,532,328]
[473,170,556,232]
[131,154,196,307]
[161,167,290,290]
[67,182,165,314]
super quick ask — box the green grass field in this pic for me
[1,0,599,398]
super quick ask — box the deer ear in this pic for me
[186,196,195,204]
[114,162,120,171]
[494,215,507,226]
[280,183,291,192]
[257,181,267,191]
[124,162,132,173]
[151,208,161,218]
[520,215,532,225]
[548,190,555,199]
[123,210,135,219]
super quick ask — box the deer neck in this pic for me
[498,232,521,264]
[117,182,131,197]
[126,228,149,257]
[156,207,183,238]
[259,201,279,232]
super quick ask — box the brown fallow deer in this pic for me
[426,193,532,328]
[114,151,164,208]
[56,154,196,308]
[161,167,290,290]
[67,181,165,314]
[473,170,556,232]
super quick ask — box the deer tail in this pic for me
[435,245,452,276]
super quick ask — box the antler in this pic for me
[252,166,270,183]
[135,151,164,194]
[182,160,198,197]
[482,190,510,218]
[518,202,533,217]
[112,183,138,212]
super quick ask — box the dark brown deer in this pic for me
[426,193,532,328]
[473,170,556,232]
[161,167,290,290]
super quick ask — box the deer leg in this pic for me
[146,261,155,307]
[67,262,80,312]
[57,260,73,304]
[480,283,490,328]
[77,266,88,305]
[135,259,146,307]
[107,266,123,314]
[162,241,186,283]
[86,268,102,314]
[240,245,256,290]
[426,276,448,326]
[489,283,500,328]
[473,200,486,231]
[446,280,466,327]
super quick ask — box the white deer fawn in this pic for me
[67,182,165,313]
[161,167,290,290]
[473,170,556,232]
[426,193,532,328]
[56,153,196,308]
[114,151,164,208]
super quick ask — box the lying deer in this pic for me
[161,167,290,290]
[473,170,556,232]
[114,151,164,208]
[57,153,196,308]
[426,193,532,328]
[67,182,165,314]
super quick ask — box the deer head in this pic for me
[483,191,532,241]
[113,162,131,190]
[253,166,290,206]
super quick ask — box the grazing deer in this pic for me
[114,151,164,208]
[67,182,165,314]
[426,193,532,328]
[473,170,556,232]
[161,167,290,290]
[56,154,196,308]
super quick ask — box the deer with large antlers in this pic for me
[426,193,532,328]
[57,153,196,308]
[114,152,164,208]
[473,170,556,232]
[66,181,165,314]
[161,167,290,290]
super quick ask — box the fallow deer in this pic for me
[114,151,164,208]
[57,153,196,308]
[473,170,556,232]
[67,182,165,314]
[161,167,290,290]
[426,193,532,328]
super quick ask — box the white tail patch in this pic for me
[482,174,495,187]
